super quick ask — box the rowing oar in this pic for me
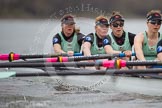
[10,53,136,63]
[0,59,162,68]
[0,52,82,61]
[1,69,162,78]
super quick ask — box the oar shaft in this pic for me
[12,53,136,63]
[1,60,162,68]
[126,61,161,66]
[0,53,82,61]
[46,54,114,62]
[0,53,136,62]
[0,62,99,68]
[46,53,136,62]
[68,53,136,61]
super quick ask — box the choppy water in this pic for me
[0,76,162,108]
[0,19,162,108]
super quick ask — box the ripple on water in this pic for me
[0,76,162,108]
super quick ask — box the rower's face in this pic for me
[147,20,161,33]
[95,25,109,38]
[110,21,124,36]
[62,24,75,36]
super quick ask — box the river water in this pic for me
[0,19,162,108]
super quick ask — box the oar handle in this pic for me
[73,53,83,56]
[119,52,136,57]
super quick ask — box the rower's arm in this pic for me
[134,33,145,61]
[157,53,162,60]
[104,45,121,54]
[157,39,162,60]
[53,44,66,54]
[82,42,92,56]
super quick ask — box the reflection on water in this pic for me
[0,19,162,108]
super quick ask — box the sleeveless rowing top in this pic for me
[91,33,106,55]
[110,32,132,51]
[59,32,80,53]
[142,32,162,60]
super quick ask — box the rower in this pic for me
[83,15,126,55]
[52,14,84,56]
[109,11,136,61]
[83,16,110,56]
[83,16,122,70]
[108,11,136,69]
[134,10,162,69]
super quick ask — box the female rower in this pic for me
[83,16,122,56]
[108,11,136,61]
[52,14,84,56]
[134,10,162,69]
[83,16,124,70]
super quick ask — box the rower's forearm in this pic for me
[104,46,121,54]
[106,49,121,54]
[83,47,91,56]
[54,49,66,54]
[135,50,145,60]
[157,53,162,61]
[112,50,121,54]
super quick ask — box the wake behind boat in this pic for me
[1,66,162,97]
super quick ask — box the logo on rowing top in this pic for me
[85,36,91,41]
[53,38,58,43]
[103,38,109,44]
[157,46,162,53]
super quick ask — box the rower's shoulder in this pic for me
[86,33,93,36]
[84,33,94,38]
[135,32,144,38]
[157,39,162,45]
[76,32,85,37]
[53,33,61,38]
[134,32,144,42]
[83,33,94,42]
[128,32,136,37]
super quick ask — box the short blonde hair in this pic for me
[147,10,161,18]
[95,15,108,23]
[109,11,123,19]
[109,11,124,24]
[60,14,76,25]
